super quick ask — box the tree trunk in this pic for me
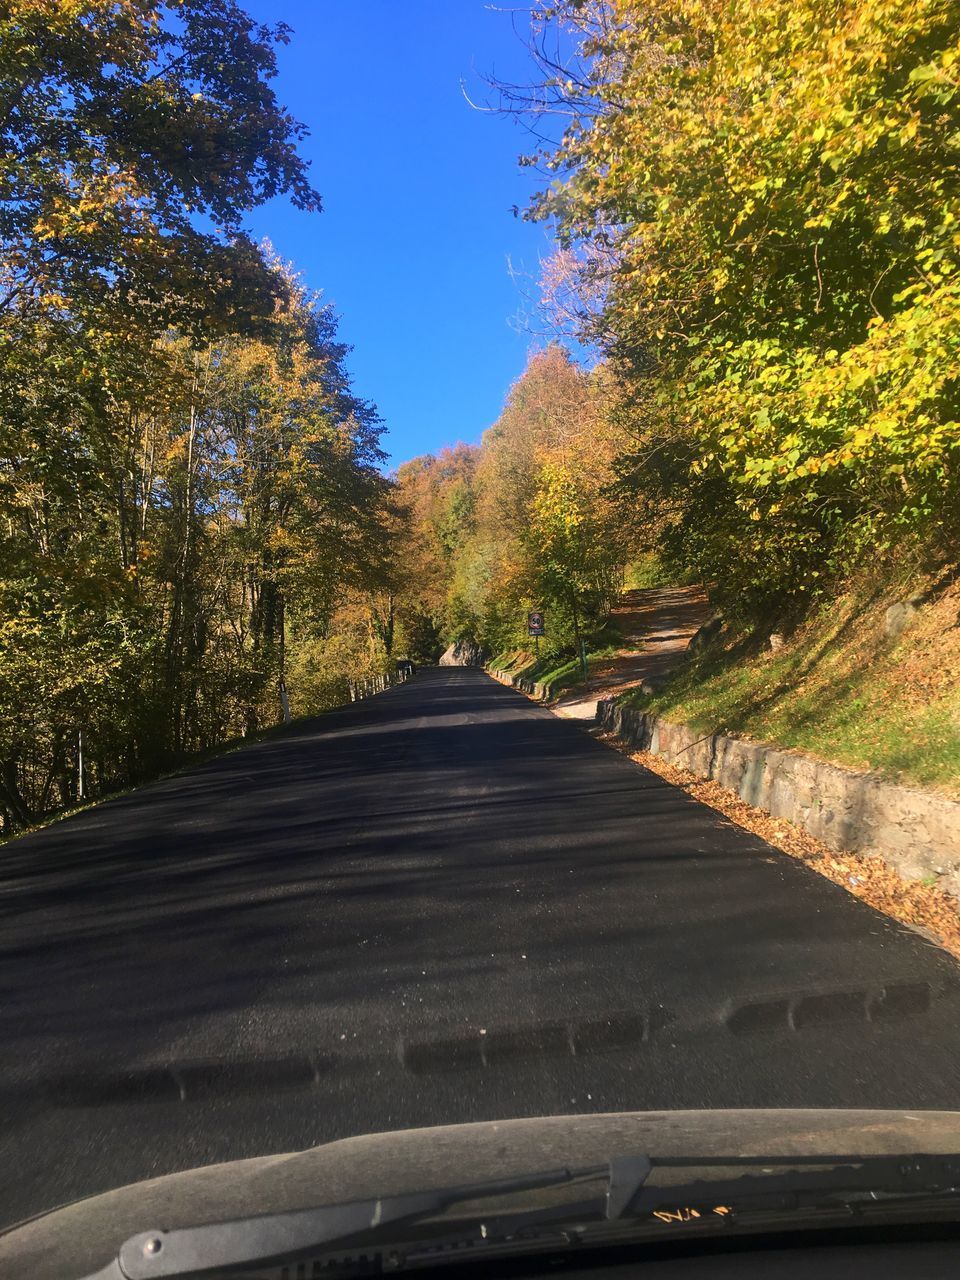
[570,590,587,677]
[0,759,33,829]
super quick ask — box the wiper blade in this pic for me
[84,1152,960,1280]
[84,1156,651,1280]
[627,1153,960,1218]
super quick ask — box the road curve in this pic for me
[1,666,959,1225]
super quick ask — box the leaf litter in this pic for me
[595,730,960,962]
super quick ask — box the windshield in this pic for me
[2,0,960,1274]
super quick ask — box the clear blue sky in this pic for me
[241,0,555,467]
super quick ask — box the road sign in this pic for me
[527,610,545,637]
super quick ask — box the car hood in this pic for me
[6,1108,960,1279]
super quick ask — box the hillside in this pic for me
[622,572,960,800]
[490,585,711,716]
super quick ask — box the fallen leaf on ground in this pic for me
[595,731,960,961]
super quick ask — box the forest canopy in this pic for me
[3,0,959,831]
[0,1,398,832]
[395,0,960,664]
[515,0,960,615]
[392,348,640,662]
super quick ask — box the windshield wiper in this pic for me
[83,1156,652,1280]
[84,1153,960,1280]
[628,1153,960,1217]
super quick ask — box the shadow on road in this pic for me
[2,668,959,1223]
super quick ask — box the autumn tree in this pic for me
[392,445,479,659]
[0,0,318,334]
[515,0,960,616]
[394,348,637,658]
[0,4,400,832]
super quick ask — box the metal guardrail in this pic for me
[347,664,414,703]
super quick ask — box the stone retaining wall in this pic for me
[597,699,960,894]
[489,667,553,701]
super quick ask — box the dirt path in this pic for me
[553,585,713,719]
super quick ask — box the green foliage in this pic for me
[526,0,960,617]
[622,589,960,794]
[0,4,397,833]
[0,0,318,335]
[494,639,624,699]
[0,266,396,830]
[395,348,640,655]
[287,629,391,717]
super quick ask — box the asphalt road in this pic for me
[2,667,959,1227]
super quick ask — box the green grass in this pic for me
[620,590,960,796]
[491,641,623,699]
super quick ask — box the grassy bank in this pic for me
[619,573,960,799]
[490,635,622,700]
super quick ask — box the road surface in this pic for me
[1,667,959,1226]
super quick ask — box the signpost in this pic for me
[527,609,545,656]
